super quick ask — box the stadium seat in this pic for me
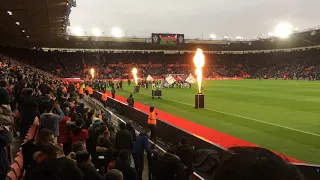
[16,151,23,159]
[10,163,21,178]
[14,156,23,169]
[6,170,17,180]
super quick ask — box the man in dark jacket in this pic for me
[0,129,9,180]
[152,148,187,180]
[114,150,139,180]
[114,122,133,152]
[175,137,196,179]
[132,129,152,180]
[19,88,38,135]
[125,121,136,142]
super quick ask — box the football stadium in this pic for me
[0,0,320,180]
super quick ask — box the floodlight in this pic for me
[72,26,84,36]
[209,34,216,39]
[22,30,25,33]
[275,23,292,38]
[223,35,230,39]
[92,28,102,36]
[111,27,122,37]
[7,11,12,16]
[268,32,273,37]
[236,36,243,40]
[16,22,20,25]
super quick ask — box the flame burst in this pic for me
[193,48,205,93]
[132,68,138,85]
[90,68,95,79]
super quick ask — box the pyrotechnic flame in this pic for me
[132,68,138,85]
[90,68,95,79]
[193,48,205,93]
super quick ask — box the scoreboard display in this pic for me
[151,33,185,45]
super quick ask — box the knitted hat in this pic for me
[0,87,10,105]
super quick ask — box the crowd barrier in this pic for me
[88,91,320,180]
[6,117,39,180]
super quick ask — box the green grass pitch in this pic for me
[116,80,320,164]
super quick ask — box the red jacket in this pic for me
[58,117,71,144]
[70,128,88,144]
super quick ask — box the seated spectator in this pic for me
[58,107,71,155]
[30,143,83,180]
[70,119,88,144]
[76,151,103,180]
[105,169,124,180]
[113,150,139,180]
[0,126,9,180]
[175,137,196,179]
[22,128,54,180]
[152,148,187,180]
[40,101,65,143]
[213,147,304,180]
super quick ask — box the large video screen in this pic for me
[151,33,185,45]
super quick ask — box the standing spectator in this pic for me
[175,137,196,180]
[101,91,108,108]
[127,94,134,107]
[111,87,115,99]
[19,88,38,136]
[114,150,139,180]
[114,122,133,153]
[105,169,123,180]
[22,128,54,180]
[132,129,152,180]
[148,144,159,180]
[147,107,157,142]
[0,87,15,128]
[125,120,136,142]
[40,101,65,143]
[0,126,9,180]
[70,119,89,144]
[30,144,84,180]
[58,107,71,155]
[76,151,103,180]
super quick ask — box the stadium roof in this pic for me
[1,1,320,51]
[0,0,71,46]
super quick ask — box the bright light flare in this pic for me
[268,32,273,37]
[7,11,12,16]
[111,27,122,37]
[275,23,292,38]
[193,48,205,94]
[236,36,243,40]
[132,68,138,85]
[72,26,84,36]
[92,28,102,36]
[209,34,216,39]
[90,68,95,79]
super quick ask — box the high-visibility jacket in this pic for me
[148,112,157,125]
[88,87,93,95]
[85,86,89,91]
[76,83,80,89]
[79,87,84,95]
[63,86,67,92]
[101,93,108,101]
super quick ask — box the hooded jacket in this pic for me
[70,127,88,144]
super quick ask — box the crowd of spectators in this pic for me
[1,46,320,80]
[0,47,310,180]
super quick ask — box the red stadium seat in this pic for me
[16,151,23,159]
[6,170,17,180]
[14,156,23,169]
[10,163,21,178]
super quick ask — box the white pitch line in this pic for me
[141,92,320,137]
[306,99,320,102]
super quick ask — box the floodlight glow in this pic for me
[16,22,20,25]
[92,28,102,36]
[111,27,122,37]
[209,34,216,39]
[268,32,273,37]
[22,30,25,33]
[7,11,12,16]
[275,23,292,38]
[223,35,230,39]
[72,27,84,36]
[236,36,243,40]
